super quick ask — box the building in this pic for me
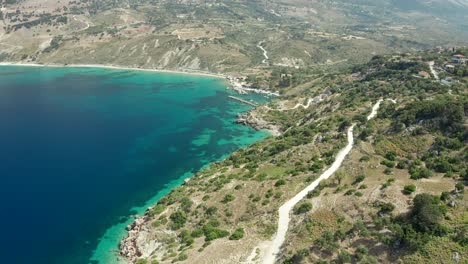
[452,54,466,64]
[445,64,456,72]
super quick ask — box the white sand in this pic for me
[0,62,225,79]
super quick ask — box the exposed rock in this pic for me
[235,111,282,136]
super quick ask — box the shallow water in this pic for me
[0,66,268,264]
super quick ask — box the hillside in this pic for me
[0,0,467,75]
[2,1,467,264]
[119,49,467,264]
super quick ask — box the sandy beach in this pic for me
[0,62,226,79]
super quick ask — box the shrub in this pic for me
[284,248,310,264]
[379,202,395,214]
[455,182,464,193]
[385,151,397,161]
[229,228,245,240]
[355,192,364,197]
[307,189,321,198]
[222,194,235,203]
[191,229,204,238]
[136,259,148,264]
[397,160,407,169]
[205,206,218,216]
[180,197,193,212]
[355,245,369,260]
[274,179,286,187]
[384,168,393,175]
[353,174,366,185]
[178,253,188,261]
[179,230,194,246]
[148,204,166,217]
[440,191,450,201]
[410,194,446,233]
[381,160,396,168]
[360,156,370,162]
[294,202,313,214]
[410,167,433,179]
[403,184,417,195]
[169,211,187,230]
[337,251,352,263]
[204,229,229,241]
[274,191,283,199]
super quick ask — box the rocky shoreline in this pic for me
[235,110,282,136]
[119,214,148,263]
[118,100,278,264]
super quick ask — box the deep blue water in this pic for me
[0,66,268,264]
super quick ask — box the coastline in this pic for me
[0,62,225,79]
[0,62,275,263]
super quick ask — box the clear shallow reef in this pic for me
[0,66,268,264]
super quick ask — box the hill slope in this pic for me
[0,0,467,75]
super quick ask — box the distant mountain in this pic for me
[0,0,466,73]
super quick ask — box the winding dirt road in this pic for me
[260,99,384,264]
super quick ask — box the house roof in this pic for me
[453,54,465,58]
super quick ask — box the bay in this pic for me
[0,66,268,264]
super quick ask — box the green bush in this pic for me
[381,160,396,168]
[177,253,188,261]
[360,156,370,162]
[411,194,446,233]
[384,168,393,175]
[355,245,369,260]
[307,189,321,198]
[191,228,204,238]
[294,202,313,214]
[403,184,417,195]
[440,191,450,201]
[385,151,397,161]
[178,230,194,246]
[353,174,366,185]
[204,228,229,241]
[379,202,395,214]
[397,160,407,169]
[136,259,147,264]
[274,179,286,187]
[337,251,352,263]
[410,167,433,179]
[169,211,187,230]
[229,228,245,240]
[222,194,235,203]
[148,204,166,217]
[205,206,218,216]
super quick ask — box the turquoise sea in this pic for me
[0,66,268,264]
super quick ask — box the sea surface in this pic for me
[0,66,269,264]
